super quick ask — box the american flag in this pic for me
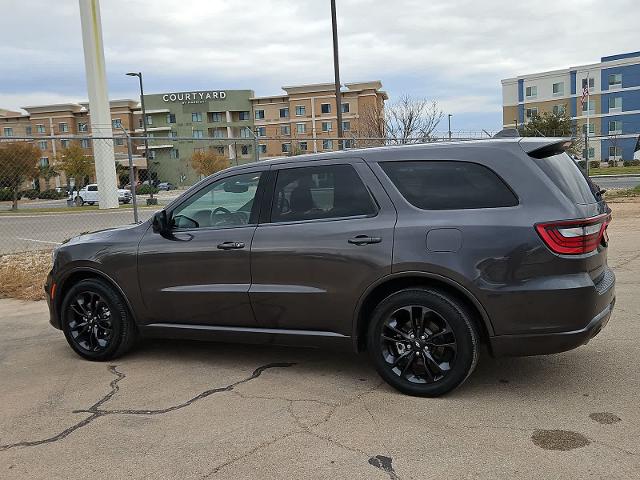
[580,84,589,106]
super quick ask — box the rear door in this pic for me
[249,159,396,336]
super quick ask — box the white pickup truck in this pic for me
[70,184,132,206]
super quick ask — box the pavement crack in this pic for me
[0,362,294,452]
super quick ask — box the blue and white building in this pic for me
[502,51,640,162]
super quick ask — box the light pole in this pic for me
[448,114,453,141]
[330,0,343,150]
[126,72,156,204]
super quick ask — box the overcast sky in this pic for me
[1,0,637,131]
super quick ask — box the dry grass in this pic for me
[0,250,52,301]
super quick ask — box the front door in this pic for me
[249,160,396,336]
[137,169,266,327]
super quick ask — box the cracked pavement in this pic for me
[1,202,639,479]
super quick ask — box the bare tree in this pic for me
[358,95,443,146]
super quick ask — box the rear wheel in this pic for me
[367,288,479,397]
[61,279,137,361]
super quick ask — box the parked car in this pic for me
[46,138,614,397]
[69,184,132,206]
[157,182,175,191]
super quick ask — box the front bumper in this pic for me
[490,297,615,357]
[44,271,61,330]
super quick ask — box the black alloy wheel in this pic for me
[67,290,113,353]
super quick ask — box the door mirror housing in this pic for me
[152,210,169,234]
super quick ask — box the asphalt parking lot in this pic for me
[1,203,639,479]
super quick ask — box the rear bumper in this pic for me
[490,297,615,357]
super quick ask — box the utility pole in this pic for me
[448,114,452,140]
[331,0,343,150]
[78,0,119,209]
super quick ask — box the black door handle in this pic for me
[217,241,245,250]
[348,235,382,245]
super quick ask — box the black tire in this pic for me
[75,196,84,206]
[88,202,95,206]
[367,288,479,397]
[61,278,137,361]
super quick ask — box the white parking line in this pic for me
[16,238,63,245]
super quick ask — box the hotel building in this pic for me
[502,51,640,162]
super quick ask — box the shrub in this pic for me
[589,161,600,169]
[630,160,640,167]
[608,160,618,167]
[37,189,67,200]
[0,188,21,201]
[136,185,159,195]
[21,189,39,200]
[576,160,587,170]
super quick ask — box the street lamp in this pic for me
[448,114,453,141]
[126,72,156,204]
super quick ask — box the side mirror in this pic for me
[152,210,169,234]
[224,180,249,193]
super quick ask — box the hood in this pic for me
[62,222,145,246]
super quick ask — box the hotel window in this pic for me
[212,129,226,139]
[26,126,32,135]
[60,139,70,148]
[581,77,595,89]
[112,119,122,129]
[170,148,180,159]
[145,115,153,125]
[583,147,595,159]
[115,138,124,146]
[525,107,538,120]
[295,105,305,116]
[608,120,622,134]
[321,121,332,132]
[344,139,354,148]
[3,127,13,136]
[581,100,594,113]
[322,139,333,150]
[241,145,250,156]
[147,150,156,160]
[77,122,87,132]
[209,112,222,122]
[281,125,291,135]
[167,113,176,124]
[192,112,203,122]
[342,121,351,131]
[255,109,265,120]
[37,124,46,133]
[281,143,291,153]
[193,147,205,154]
[259,144,267,154]
[59,122,69,132]
[240,127,251,139]
[525,85,537,98]
[215,146,225,155]
[609,96,622,111]
[609,146,622,158]
[257,126,267,137]
[552,105,565,115]
[39,157,49,168]
[239,111,250,121]
[38,140,47,150]
[582,123,595,135]
[299,141,308,152]
[341,103,350,113]
[280,107,289,118]
[552,82,564,96]
[170,130,178,139]
[81,139,90,149]
[296,123,306,134]
[192,129,204,139]
[608,73,622,88]
[321,103,331,114]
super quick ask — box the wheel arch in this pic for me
[353,272,494,353]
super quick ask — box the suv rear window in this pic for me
[380,161,518,210]
[532,152,598,204]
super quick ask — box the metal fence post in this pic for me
[125,133,139,223]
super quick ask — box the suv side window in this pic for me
[88,185,98,192]
[380,161,518,210]
[171,172,262,229]
[271,164,377,223]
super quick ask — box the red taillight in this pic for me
[535,214,610,255]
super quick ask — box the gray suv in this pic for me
[45,138,615,396]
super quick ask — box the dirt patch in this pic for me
[0,250,51,301]
[589,412,621,425]
[531,429,590,451]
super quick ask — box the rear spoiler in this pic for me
[518,138,573,158]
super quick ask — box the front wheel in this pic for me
[75,196,84,206]
[367,288,479,397]
[61,279,137,361]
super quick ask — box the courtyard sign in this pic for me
[162,91,227,104]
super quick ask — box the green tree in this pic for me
[115,162,129,188]
[38,163,59,191]
[0,142,41,210]
[56,143,95,195]
[519,109,581,155]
